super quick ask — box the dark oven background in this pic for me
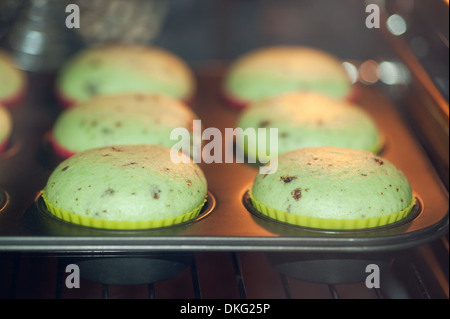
[0,0,448,299]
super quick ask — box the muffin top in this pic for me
[223,46,351,105]
[52,93,198,155]
[0,104,12,146]
[236,92,382,161]
[0,50,25,105]
[42,145,207,224]
[56,45,196,106]
[251,147,414,221]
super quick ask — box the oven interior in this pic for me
[0,0,448,299]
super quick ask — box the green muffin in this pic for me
[236,92,382,162]
[250,147,415,230]
[41,145,208,230]
[55,45,195,107]
[0,50,26,107]
[223,46,353,109]
[50,93,198,158]
[0,104,12,154]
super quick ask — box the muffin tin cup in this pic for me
[60,252,193,285]
[30,191,216,235]
[0,68,448,257]
[41,192,207,231]
[246,190,417,231]
[266,251,392,284]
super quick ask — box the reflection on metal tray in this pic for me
[0,67,447,254]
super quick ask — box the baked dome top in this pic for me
[42,145,207,223]
[251,147,413,221]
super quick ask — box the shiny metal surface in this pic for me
[6,0,81,72]
[0,67,447,253]
[4,0,168,72]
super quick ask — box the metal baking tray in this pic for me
[0,67,448,254]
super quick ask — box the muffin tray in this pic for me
[0,67,448,254]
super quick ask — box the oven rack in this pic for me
[0,236,448,299]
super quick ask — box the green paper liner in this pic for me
[41,191,206,230]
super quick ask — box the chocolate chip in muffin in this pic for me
[122,162,138,167]
[152,187,161,199]
[88,58,102,68]
[374,157,384,166]
[102,127,113,134]
[85,82,99,96]
[291,188,302,200]
[259,120,271,127]
[280,176,297,183]
[102,188,115,197]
